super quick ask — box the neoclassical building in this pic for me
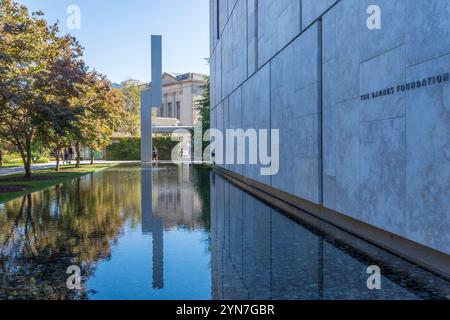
[140,72,207,127]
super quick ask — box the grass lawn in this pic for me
[0,163,117,204]
[1,163,23,168]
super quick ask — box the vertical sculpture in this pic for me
[140,35,164,289]
[151,35,162,119]
[141,35,162,163]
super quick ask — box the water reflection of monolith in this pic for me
[152,215,164,289]
[141,166,164,289]
[141,166,153,234]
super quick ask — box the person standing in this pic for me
[0,150,3,168]
[68,146,74,164]
[152,146,159,162]
[63,149,69,164]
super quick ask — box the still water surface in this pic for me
[0,164,449,300]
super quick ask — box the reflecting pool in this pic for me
[0,164,449,300]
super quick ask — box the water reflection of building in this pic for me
[141,165,204,290]
[151,165,203,229]
[211,174,450,300]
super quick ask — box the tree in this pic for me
[115,84,141,136]
[1,0,122,175]
[0,0,84,177]
[35,34,88,171]
[195,76,210,153]
[73,71,124,165]
[37,127,70,171]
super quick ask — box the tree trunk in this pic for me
[90,147,94,165]
[24,159,32,178]
[75,141,81,168]
[17,145,29,178]
[19,141,32,179]
[54,148,61,172]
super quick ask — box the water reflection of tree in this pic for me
[0,170,140,300]
[191,166,211,231]
[191,166,211,255]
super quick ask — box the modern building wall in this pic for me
[209,0,450,256]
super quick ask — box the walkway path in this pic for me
[0,163,56,177]
[0,161,128,177]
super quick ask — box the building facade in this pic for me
[141,72,207,127]
[209,0,450,276]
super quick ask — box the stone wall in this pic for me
[209,0,450,255]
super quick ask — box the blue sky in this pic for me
[17,0,210,83]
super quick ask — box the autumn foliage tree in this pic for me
[0,0,124,176]
[0,0,62,177]
[73,71,124,166]
[115,84,141,137]
[35,34,88,171]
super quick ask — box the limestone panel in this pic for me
[223,98,230,171]
[231,0,248,91]
[211,40,223,108]
[359,45,406,122]
[270,23,321,204]
[322,60,336,179]
[210,52,217,108]
[210,105,217,130]
[322,0,360,212]
[302,0,337,30]
[221,0,247,98]
[247,0,258,76]
[405,54,450,254]
[219,0,228,36]
[221,20,233,98]
[227,87,244,175]
[406,0,450,66]
[241,64,271,185]
[215,101,225,168]
[258,0,301,67]
[228,0,239,15]
[359,0,408,62]
[210,0,218,55]
[359,117,407,236]
[322,0,360,105]
[335,98,360,217]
